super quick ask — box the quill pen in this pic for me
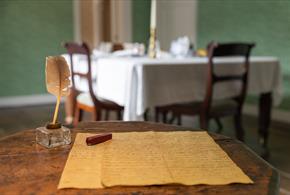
[46,56,71,124]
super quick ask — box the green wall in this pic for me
[0,0,73,97]
[2,0,290,110]
[197,0,290,110]
[132,0,150,44]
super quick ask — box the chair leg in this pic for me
[234,113,244,141]
[200,115,209,130]
[105,110,110,120]
[155,108,160,122]
[73,107,83,127]
[177,115,182,125]
[117,111,122,120]
[144,109,149,121]
[215,118,223,133]
[162,111,168,123]
[92,109,102,121]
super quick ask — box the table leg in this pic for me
[258,92,272,157]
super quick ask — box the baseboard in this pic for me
[0,94,64,108]
[243,104,290,124]
[0,95,289,124]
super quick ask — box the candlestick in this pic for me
[148,28,157,58]
[148,0,157,58]
[150,0,156,29]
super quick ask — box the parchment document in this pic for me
[58,133,108,189]
[58,131,253,189]
[101,131,253,187]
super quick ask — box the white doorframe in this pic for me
[73,0,81,42]
[111,0,132,43]
[73,0,132,45]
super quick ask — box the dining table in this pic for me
[64,55,283,155]
[0,122,279,194]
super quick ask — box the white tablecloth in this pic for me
[64,55,283,121]
[96,57,282,121]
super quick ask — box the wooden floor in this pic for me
[0,104,289,194]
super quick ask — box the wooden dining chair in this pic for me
[155,42,255,141]
[64,42,124,126]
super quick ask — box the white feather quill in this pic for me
[46,56,71,124]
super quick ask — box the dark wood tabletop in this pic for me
[0,121,279,195]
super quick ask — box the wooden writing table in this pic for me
[0,122,279,194]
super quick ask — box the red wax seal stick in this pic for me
[86,133,112,146]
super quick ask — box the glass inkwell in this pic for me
[36,122,71,148]
[36,56,72,148]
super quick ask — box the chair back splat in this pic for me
[64,42,98,106]
[203,42,255,117]
[63,42,123,125]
